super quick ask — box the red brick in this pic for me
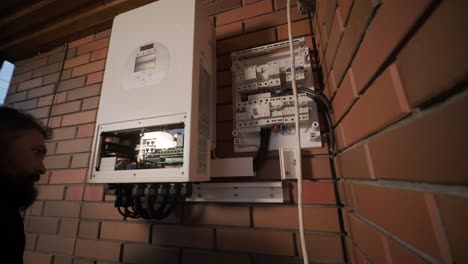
[48,51,66,64]
[352,0,433,93]
[152,225,213,249]
[274,0,297,10]
[82,96,100,110]
[71,153,91,168]
[64,54,90,69]
[90,47,108,61]
[387,238,429,264]
[76,124,94,138]
[100,222,150,242]
[27,217,60,234]
[71,60,106,77]
[59,219,79,237]
[30,201,44,215]
[67,83,101,101]
[75,239,121,262]
[254,206,340,232]
[47,116,62,128]
[217,28,276,54]
[68,35,95,48]
[62,110,97,126]
[66,47,79,61]
[14,99,39,112]
[244,7,306,32]
[332,68,358,122]
[83,185,104,201]
[81,202,123,220]
[43,201,81,218]
[347,213,388,263]
[353,184,441,259]
[5,91,27,104]
[36,185,65,200]
[23,57,48,72]
[56,138,93,154]
[65,186,84,201]
[11,71,32,85]
[95,29,111,40]
[397,0,468,107]
[436,194,468,263]
[217,228,295,256]
[321,0,338,40]
[36,235,75,255]
[216,0,273,26]
[78,221,100,238]
[54,91,67,103]
[216,22,243,40]
[57,76,86,92]
[25,234,37,250]
[303,157,332,179]
[340,63,410,146]
[184,204,250,226]
[368,92,468,184]
[338,0,354,24]
[52,101,81,116]
[60,68,72,80]
[37,95,54,107]
[292,181,336,204]
[296,234,343,262]
[27,84,54,99]
[277,19,311,40]
[182,250,250,264]
[33,62,61,78]
[203,0,242,16]
[18,77,43,91]
[76,38,109,56]
[26,106,50,119]
[324,9,344,75]
[337,143,374,179]
[51,127,76,141]
[73,260,94,264]
[44,155,71,169]
[23,252,53,264]
[331,0,379,85]
[43,72,60,85]
[123,244,178,264]
[52,255,73,264]
[49,169,87,184]
[85,71,104,85]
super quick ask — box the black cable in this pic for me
[132,184,150,219]
[253,127,271,171]
[158,184,180,219]
[152,184,170,219]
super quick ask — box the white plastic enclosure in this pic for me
[88,0,216,183]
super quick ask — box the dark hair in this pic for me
[0,106,51,144]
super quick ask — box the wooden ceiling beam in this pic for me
[0,0,156,61]
[0,0,57,27]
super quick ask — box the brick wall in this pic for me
[5,1,346,263]
[314,0,468,263]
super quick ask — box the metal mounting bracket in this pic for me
[187,182,284,203]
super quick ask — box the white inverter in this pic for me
[88,0,216,184]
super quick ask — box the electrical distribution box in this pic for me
[88,0,216,184]
[231,38,322,153]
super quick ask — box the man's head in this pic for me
[0,107,50,210]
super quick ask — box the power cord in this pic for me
[287,1,309,263]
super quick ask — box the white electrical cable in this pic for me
[287,0,309,263]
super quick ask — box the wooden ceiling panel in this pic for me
[0,0,158,61]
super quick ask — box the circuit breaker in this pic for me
[88,0,216,183]
[231,38,322,153]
